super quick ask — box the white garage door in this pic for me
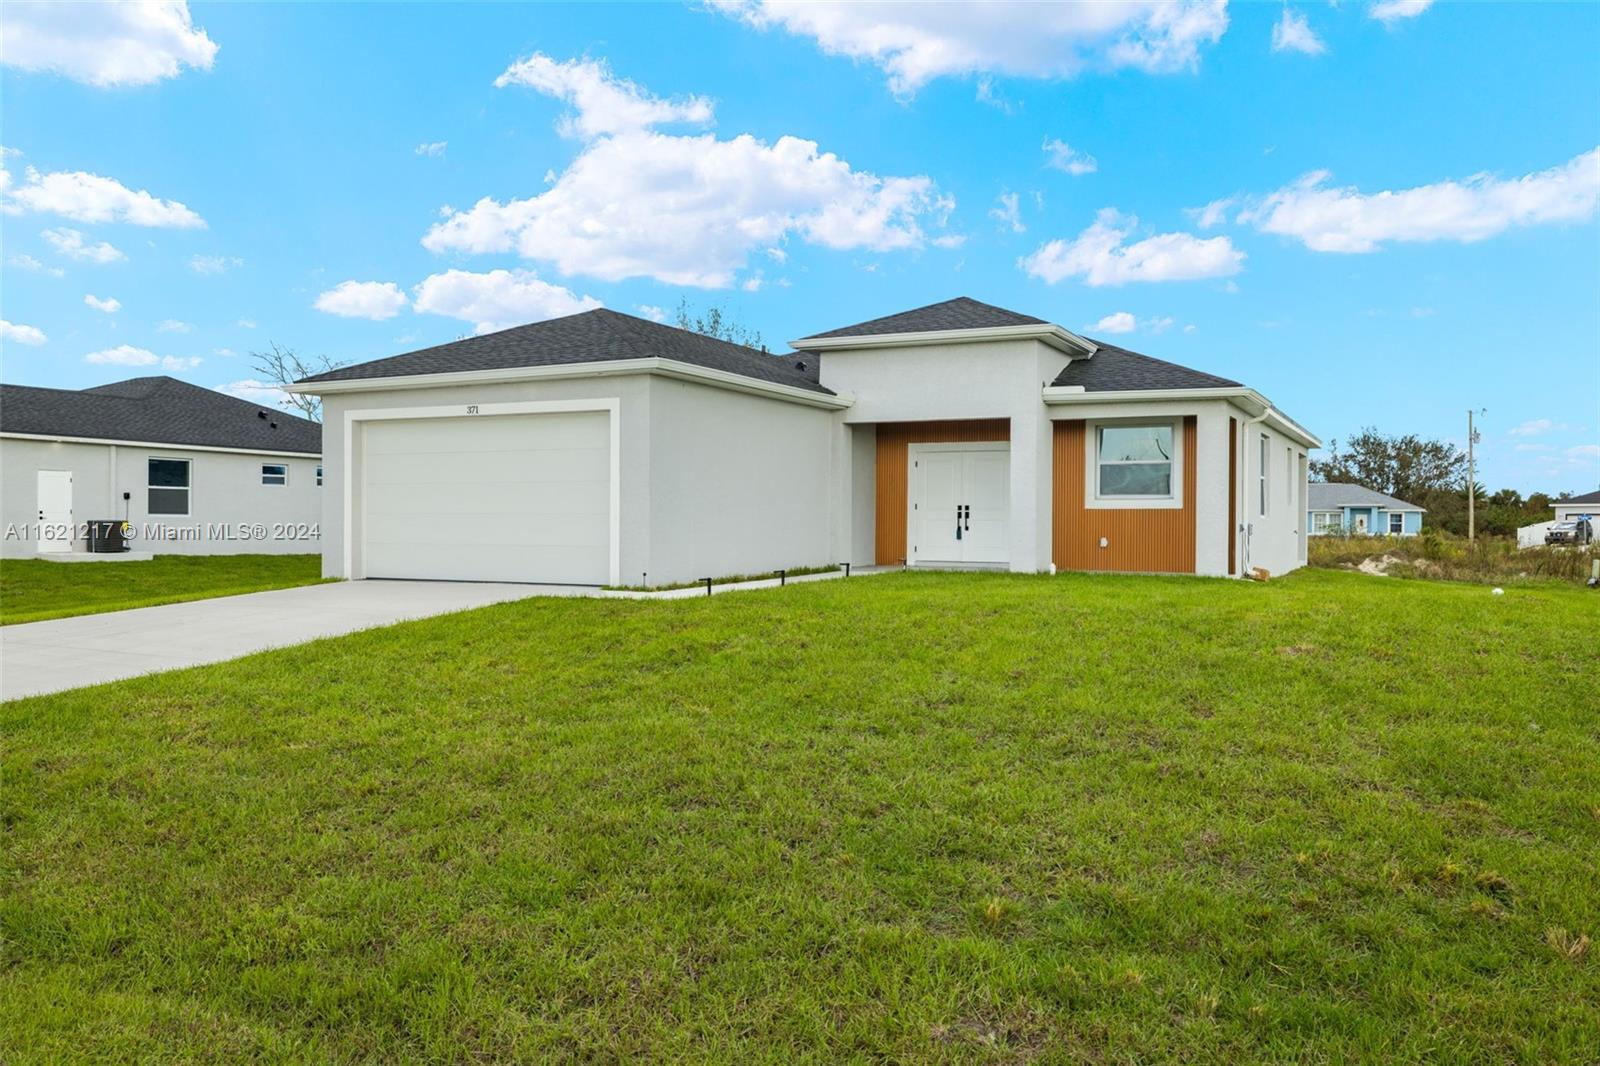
[360,411,611,584]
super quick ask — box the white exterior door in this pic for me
[359,411,612,584]
[36,470,73,553]
[908,444,1010,566]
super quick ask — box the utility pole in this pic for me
[1467,409,1483,543]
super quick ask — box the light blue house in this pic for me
[1307,483,1425,536]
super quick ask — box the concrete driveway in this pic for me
[1,580,581,701]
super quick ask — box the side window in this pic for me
[1258,435,1269,516]
[261,463,288,486]
[148,458,191,515]
[316,465,323,487]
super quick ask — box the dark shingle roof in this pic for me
[1561,489,1600,505]
[1050,340,1242,392]
[300,308,831,394]
[800,297,1047,340]
[1308,483,1424,511]
[0,376,321,454]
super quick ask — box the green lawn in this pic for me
[2,569,1595,1062]
[0,553,326,625]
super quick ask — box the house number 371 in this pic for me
[465,405,479,414]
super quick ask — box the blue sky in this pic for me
[2,0,1596,494]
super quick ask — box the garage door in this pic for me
[360,411,611,584]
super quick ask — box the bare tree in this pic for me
[249,343,346,422]
[674,298,764,350]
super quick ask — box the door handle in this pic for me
[963,505,971,531]
[955,506,962,540]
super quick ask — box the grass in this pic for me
[0,553,327,625]
[3,569,1596,1062]
[1308,531,1598,586]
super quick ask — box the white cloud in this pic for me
[741,274,763,292]
[931,234,967,249]
[765,246,787,263]
[710,0,1230,98]
[415,141,447,157]
[412,268,602,334]
[990,191,1025,233]
[162,355,201,370]
[1508,419,1568,437]
[1147,315,1175,333]
[0,0,217,87]
[426,131,946,287]
[237,318,257,328]
[1089,311,1136,334]
[314,280,408,320]
[1183,323,1197,333]
[425,56,950,288]
[1190,196,1235,228]
[217,379,294,408]
[84,293,121,313]
[43,227,124,263]
[1564,444,1600,462]
[214,346,238,357]
[1271,9,1326,55]
[637,304,668,323]
[5,165,204,226]
[8,252,65,276]
[1021,208,1245,286]
[1,318,48,345]
[189,254,242,274]
[157,318,192,332]
[1043,138,1097,175]
[86,343,157,366]
[1238,147,1600,252]
[495,53,714,139]
[1369,0,1433,24]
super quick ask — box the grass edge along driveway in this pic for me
[2,569,1596,1062]
[0,553,327,625]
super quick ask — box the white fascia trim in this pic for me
[0,431,320,458]
[1040,386,1323,450]
[790,322,1097,358]
[289,357,854,410]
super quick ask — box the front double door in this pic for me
[908,443,1009,566]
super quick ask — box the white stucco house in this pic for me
[1307,483,1425,536]
[290,298,1319,587]
[1,376,323,558]
[1552,490,1600,523]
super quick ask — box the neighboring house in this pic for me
[1520,489,1600,547]
[1,376,322,558]
[290,297,1320,586]
[1306,483,1424,536]
[1552,489,1600,522]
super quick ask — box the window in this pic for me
[1388,512,1404,534]
[1286,447,1294,504]
[1312,511,1343,534]
[1097,424,1173,497]
[316,465,323,487]
[147,458,190,515]
[261,463,288,486]
[1258,434,1270,516]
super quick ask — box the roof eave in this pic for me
[290,357,853,410]
[1042,385,1322,449]
[0,430,321,457]
[790,322,1097,357]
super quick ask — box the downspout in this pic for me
[1239,408,1270,575]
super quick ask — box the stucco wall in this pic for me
[1,436,321,558]
[644,379,835,585]
[1237,416,1308,576]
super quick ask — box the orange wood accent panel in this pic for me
[1227,416,1238,576]
[1052,416,1197,573]
[875,419,1010,564]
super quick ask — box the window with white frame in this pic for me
[316,465,323,487]
[1258,434,1270,516]
[1096,423,1174,498]
[1311,511,1343,534]
[261,463,288,486]
[148,458,191,515]
[1388,512,1404,534]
